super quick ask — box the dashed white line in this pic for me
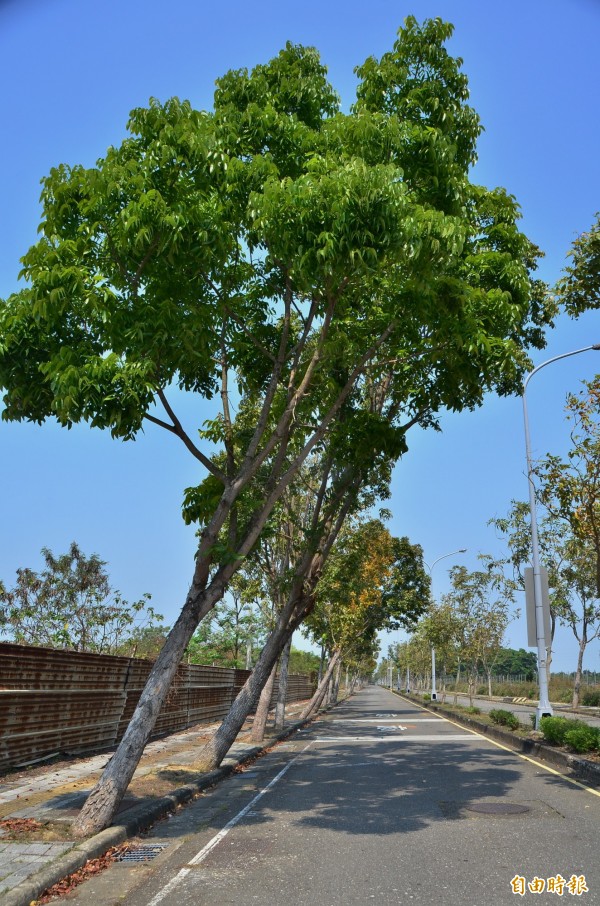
[314,735,474,742]
[330,718,445,723]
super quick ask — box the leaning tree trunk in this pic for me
[300,650,341,719]
[274,635,292,730]
[330,658,342,705]
[251,660,278,743]
[326,673,334,705]
[192,607,301,773]
[72,579,222,837]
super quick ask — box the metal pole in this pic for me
[425,549,467,702]
[522,343,600,728]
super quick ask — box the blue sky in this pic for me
[1,0,599,674]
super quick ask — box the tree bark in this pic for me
[317,645,325,686]
[330,658,342,704]
[192,601,304,772]
[274,634,292,730]
[251,660,278,743]
[72,578,222,837]
[301,650,341,719]
[572,637,587,709]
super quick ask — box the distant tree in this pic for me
[288,646,321,675]
[488,501,571,680]
[437,565,513,704]
[492,647,537,679]
[0,542,161,654]
[536,377,600,597]
[119,625,170,659]
[491,376,600,708]
[185,573,265,667]
[303,520,429,714]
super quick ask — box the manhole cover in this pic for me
[466,803,530,816]
[118,843,168,862]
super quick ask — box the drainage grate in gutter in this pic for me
[118,843,168,863]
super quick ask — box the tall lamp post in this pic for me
[424,549,468,701]
[523,343,600,728]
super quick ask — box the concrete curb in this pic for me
[392,691,600,786]
[3,714,317,906]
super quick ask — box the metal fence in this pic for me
[0,642,313,772]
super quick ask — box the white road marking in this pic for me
[389,691,600,801]
[312,761,374,768]
[145,743,312,906]
[314,735,474,742]
[330,718,445,723]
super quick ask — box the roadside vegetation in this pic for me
[1,14,596,838]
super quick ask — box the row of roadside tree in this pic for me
[1,17,598,837]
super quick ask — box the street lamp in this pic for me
[424,549,468,701]
[523,343,600,728]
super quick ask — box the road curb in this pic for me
[4,697,354,906]
[391,691,600,786]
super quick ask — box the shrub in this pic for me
[466,706,481,714]
[581,690,600,707]
[422,693,431,701]
[489,709,520,730]
[539,716,583,746]
[564,724,600,754]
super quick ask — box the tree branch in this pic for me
[152,388,227,483]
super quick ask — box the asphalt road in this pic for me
[66,687,600,905]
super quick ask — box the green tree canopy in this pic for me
[0,17,559,836]
[556,211,600,316]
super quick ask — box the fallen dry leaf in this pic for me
[32,844,131,903]
[0,818,42,835]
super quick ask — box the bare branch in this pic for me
[155,388,227,483]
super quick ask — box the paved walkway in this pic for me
[0,701,310,898]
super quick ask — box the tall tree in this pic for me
[434,565,513,705]
[303,520,429,714]
[529,376,600,706]
[536,377,600,597]
[0,18,554,834]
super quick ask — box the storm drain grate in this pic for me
[118,843,168,863]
